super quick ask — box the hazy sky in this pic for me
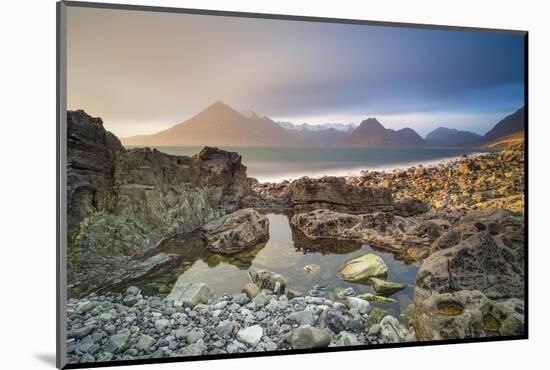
[67,6,525,137]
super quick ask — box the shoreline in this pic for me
[255,150,494,183]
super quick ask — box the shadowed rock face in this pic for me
[66,110,252,297]
[289,176,394,214]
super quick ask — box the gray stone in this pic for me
[177,340,207,357]
[154,319,170,333]
[380,316,408,343]
[289,326,331,349]
[136,334,156,351]
[242,283,261,298]
[166,282,212,308]
[103,334,130,354]
[236,325,264,347]
[287,310,315,326]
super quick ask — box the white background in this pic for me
[0,0,546,368]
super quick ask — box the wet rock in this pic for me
[345,297,370,314]
[303,264,320,274]
[201,209,269,254]
[357,293,397,304]
[338,253,388,282]
[369,278,407,296]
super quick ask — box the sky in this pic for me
[67,6,525,137]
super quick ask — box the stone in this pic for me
[236,325,264,347]
[286,310,315,326]
[334,332,360,346]
[154,319,170,333]
[136,334,156,351]
[326,311,348,334]
[345,297,370,314]
[166,282,212,308]
[369,277,407,296]
[248,270,288,294]
[357,293,397,304]
[126,286,140,296]
[201,209,269,254]
[185,329,205,344]
[103,334,130,354]
[242,283,260,298]
[368,324,381,336]
[338,253,388,282]
[335,287,356,299]
[216,320,235,338]
[380,316,408,343]
[123,294,139,307]
[68,325,94,340]
[288,326,331,349]
[177,340,207,357]
[233,293,250,305]
[303,264,320,274]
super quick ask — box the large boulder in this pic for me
[201,208,269,254]
[289,176,394,213]
[338,253,388,283]
[413,229,525,340]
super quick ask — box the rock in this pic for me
[233,293,250,305]
[380,316,408,343]
[368,324,381,336]
[136,335,156,351]
[248,270,288,294]
[253,292,269,307]
[177,340,207,357]
[201,209,269,254]
[67,110,253,297]
[303,264,320,274]
[345,297,370,314]
[369,278,407,296]
[123,294,138,307]
[334,332,360,346]
[326,311,348,334]
[154,319,170,333]
[126,286,140,296]
[166,282,212,308]
[288,326,331,349]
[103,334,130,354]
[68,325,94,340]
[236,325,264,347]
[216,320,235,338]
[394,197,428,217]
[289,176,394,213]
[242,283,260,298]
[338,253,388,282]
[287,310,315,326]
[357,293,397,304]
[335,287,356,298]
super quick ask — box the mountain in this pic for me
[278,121,358,133]
[425,127,482,147]
[123,101,295,146]
[345,118,426,147]
[483,130,525,148]
[484,106,525,141]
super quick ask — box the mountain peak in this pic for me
[360,117,384,129]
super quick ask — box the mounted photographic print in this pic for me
[56,1,528,368]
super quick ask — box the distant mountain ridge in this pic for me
[425,127,483,147]
[122,101,525,148]
[345,118,427,147]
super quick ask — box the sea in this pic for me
[130,146,496,183]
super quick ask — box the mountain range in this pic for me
[122,101,525,148]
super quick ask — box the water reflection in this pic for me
[128,213,419,320]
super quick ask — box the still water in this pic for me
[129,214,419,320]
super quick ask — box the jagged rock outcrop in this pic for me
[67,110,252,297]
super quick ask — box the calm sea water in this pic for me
[125,214,419,320]
[129,146,495,182]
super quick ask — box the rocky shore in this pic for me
[67,282,412,364]
[66,110,525,364]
